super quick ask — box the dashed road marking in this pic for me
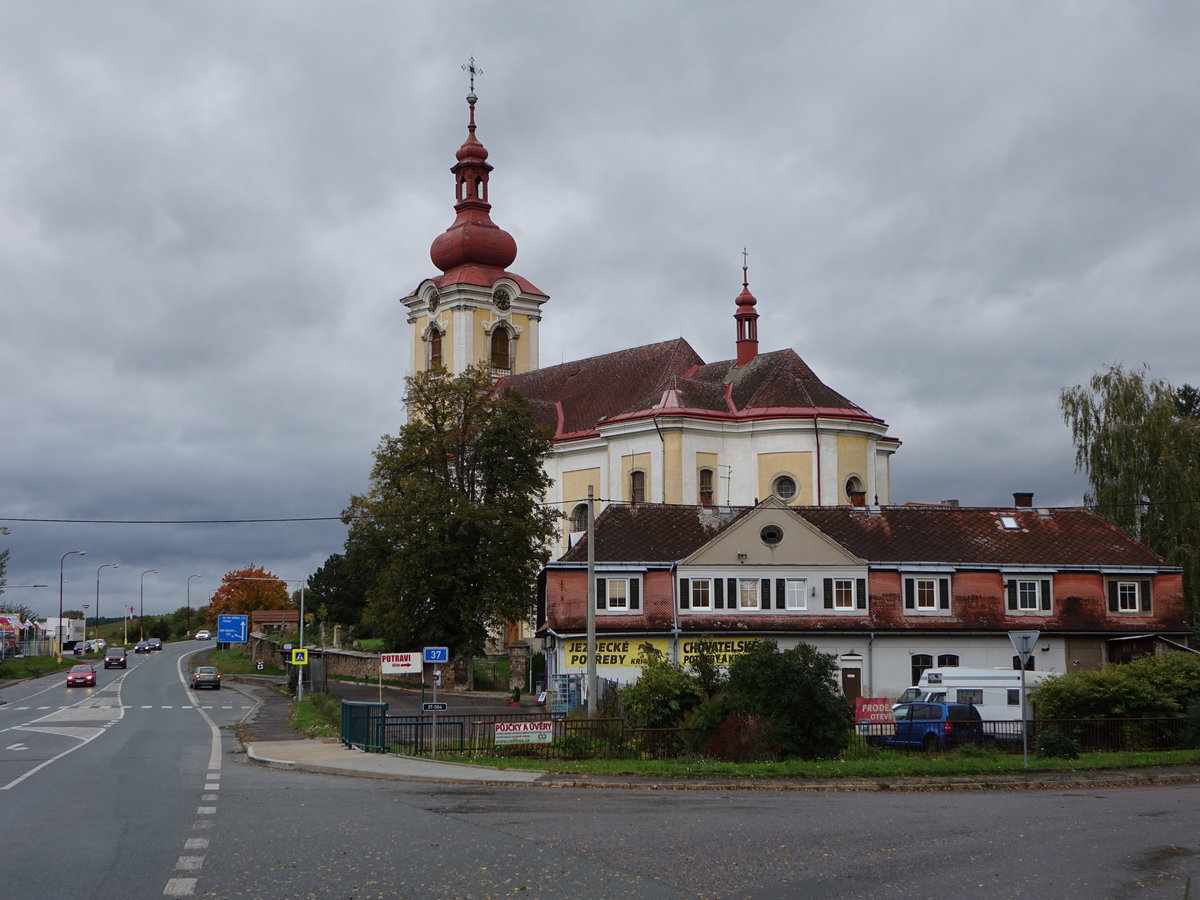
[163,877,196,896]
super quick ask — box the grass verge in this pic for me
[0,656,79,680]
[288,693,341,738]
[202,647,285,676]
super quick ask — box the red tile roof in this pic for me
[557,503,1173,569]
[499,340,882,441]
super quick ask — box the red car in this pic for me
[66,664,97,687]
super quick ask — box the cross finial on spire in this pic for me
[742,247,750,288]
[462,57,483,93]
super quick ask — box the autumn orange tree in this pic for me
[203,565,293,624]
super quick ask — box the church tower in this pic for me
[402,62,549,380]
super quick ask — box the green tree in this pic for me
[305,553,369,631]
[343,364,559,658]
[724,639,850,760]
[1061,364,1200,625]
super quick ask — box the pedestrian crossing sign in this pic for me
[291,649,308,665]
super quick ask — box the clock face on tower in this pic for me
[494,288,511,311]
[427,289,439,314]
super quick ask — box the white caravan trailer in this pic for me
[895,667,1056,738]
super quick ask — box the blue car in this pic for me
[883,702,984,751]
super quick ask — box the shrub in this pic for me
[1184,698,1200,750]
[619,653,703,728]
[724,639,849,760]
[1037,730,1080,760]
[701,714,779,762]
[1034,652,1200,720]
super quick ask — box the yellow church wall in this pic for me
[836,434,869,502]
[562,467,602,512]
[622,452,652,503]
[661,432,683,504]
[513,313,533,373]
[757,451,813,505]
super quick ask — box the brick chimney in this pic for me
[1013,492,1034,508]
[849,490,867,508]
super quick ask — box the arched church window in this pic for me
[630,470,646,505]
[698,468,714,508]
[490,327,511,372]
[570,504,588,533]
[429,329,443,369]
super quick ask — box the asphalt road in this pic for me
[3,646,1197,899]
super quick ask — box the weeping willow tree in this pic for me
[1061,364,1200,627]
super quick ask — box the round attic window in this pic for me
[760,524,784,546]
[772,475,797,502]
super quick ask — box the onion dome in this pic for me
[429,88,518,274]
[734,251,760,367]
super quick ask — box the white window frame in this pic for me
[1116,581,1139,612]
[833,579,855,610]
[1003,573,1054,617]
[1016,580,1040,611]
[738,578,760,610]
[606,578,630,611]
[784,579,807,610]
[690,578,712,610]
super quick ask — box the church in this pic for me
[401,79,1187,698]
[403,80,900,556]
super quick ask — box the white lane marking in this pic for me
[5,743,29,751]
[201,793,218,801]
[1,678,126,791]
[203,782,219,790]
[197,807,216,815]
[163,877,196,896]
[183,838,209,851]
[175,856,204,872]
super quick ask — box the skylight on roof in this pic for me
[999,515,1020,530]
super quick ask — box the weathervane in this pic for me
[462,56,483,94]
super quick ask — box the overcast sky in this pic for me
[2,3,1197,619]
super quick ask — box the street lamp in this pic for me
[57,550,86,662]
[187,574,203,638]
[95,563,118,645]
[139,570,158,641]
[82,604,90,652]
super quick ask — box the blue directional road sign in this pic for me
[217,614,249,644]
[423,646,449,663]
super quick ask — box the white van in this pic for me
[895,667,1055,738]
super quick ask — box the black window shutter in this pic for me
[760,579,770,609]
[596,578,607,610]
[1107,581,1119,612]
[727,579,736,606]
[679,578,690,610]
[823,578,833,609]
[630,579,640,610]
[904,579,915,610]
[939,578,950,610]
[1140,580,1152,612]
[776,579,786,610]
[715,578,725,609]
[1006,581,1017,611]
[1040,579,1052,611]
[856,578,867,609]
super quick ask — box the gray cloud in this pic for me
[2,2,1197,614]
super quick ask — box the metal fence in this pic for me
[340,702,1192,759]
[852,717,1191,753]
